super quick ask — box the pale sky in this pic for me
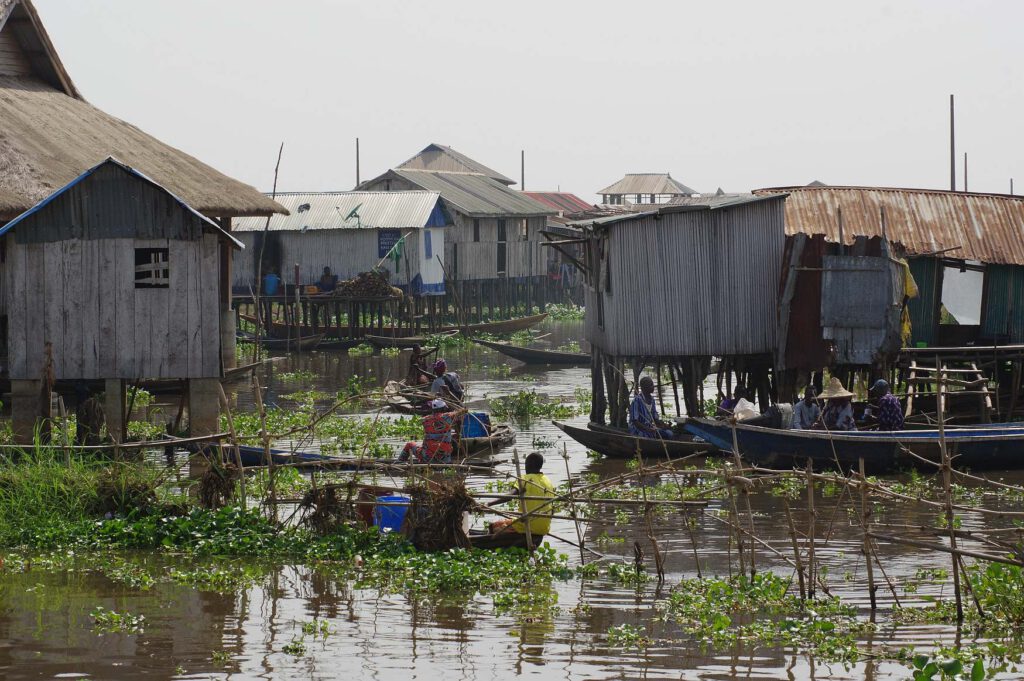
[38,0,1023,202]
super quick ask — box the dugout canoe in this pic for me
[230,444,500,472]
[682,416,1024,474]
[553,420,714,459]
[366,330,458,349]
[237,332,324,351]
[471,338,589,365]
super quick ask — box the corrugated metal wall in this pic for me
[585,199,785,356]
[232,229,423,288]
[907,257,940,346]
[821,255,904,364]
[982,264,1024,342]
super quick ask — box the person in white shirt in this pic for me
[791,386,821,429]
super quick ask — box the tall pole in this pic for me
[355,137,361,187]
[1012,179,1015,196]
[964,152,968,192]
[520,149,525,190]
[950,94,956,191]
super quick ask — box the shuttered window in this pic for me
[135,247,169,288]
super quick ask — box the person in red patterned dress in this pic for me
[398,399,466,464]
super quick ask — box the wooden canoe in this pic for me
[472,338,588,365]
[237,332,324,351]
[553,420,714,459]
[682,416,1024,474]
[441,312,549,335]
[460,423,516,455]
[240,312,548,340]
[366,330,458,349]
[230,444,500,473]
[383,380,433,415]
[467,529,541,551]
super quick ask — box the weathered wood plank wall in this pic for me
[7,236,221,380]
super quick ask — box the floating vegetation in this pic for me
[91,606,145,633]
[557,340,582,353]
[489,389,583,424]
[606,623,651,649]
[546,304,584,321]
[278,369,317,383]
[348,343,374,357]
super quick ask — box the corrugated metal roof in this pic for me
[522,191,593,214]
[755,186,1024,266]
[233,191,447,232]
[389,170,554,218]
[396,143,516,186]
[597,173,697,196]
[569,194,785,229]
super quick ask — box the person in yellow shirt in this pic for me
[489,452,555,539]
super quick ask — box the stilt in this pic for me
[104,379,126,445]
[188,378,221,479]
[11,379,44,445]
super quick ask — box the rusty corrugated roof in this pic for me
[522,191,593,214]
[754,186,1024,266]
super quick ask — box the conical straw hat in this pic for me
[820,376,854,399]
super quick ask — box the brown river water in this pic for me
[2,321,1022,680]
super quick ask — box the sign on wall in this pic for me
[378,229,402,258]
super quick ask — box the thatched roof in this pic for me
[0,0,285,220]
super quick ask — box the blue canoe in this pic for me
[683,417,1024,474]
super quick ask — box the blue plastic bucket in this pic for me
[374,495,410,533]
[461,412,490,438]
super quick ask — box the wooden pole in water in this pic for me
[782,498,807,600]
[218,383,246,509]
[252,375,277,521]
[859,457,877,611]
[730,420,756,579]
[937,362,964,621]
[806,460,817,598]
[511,448,534,552]
[562,443,586,564]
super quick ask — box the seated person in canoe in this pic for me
[718,385,748,416]
[398,399,467,464]
[861,379,904,431]
[488,452,555,539]
[406,344,435,387]
[629,376,675,439]
[814,378,857,431]
[791,386,821,430]
[430,359,465,402]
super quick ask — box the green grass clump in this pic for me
[489,389,583,424]
[0,445,158,547]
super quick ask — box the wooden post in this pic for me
[104,379,126,446]
[562,443,585,564]
[512,449,534,552]
[859,457,877,611]
[187,378,220,480]
[806,460,817,598]
[937,364,964,621]
[11,380,44,445]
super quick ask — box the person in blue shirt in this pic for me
[629,376,675,439]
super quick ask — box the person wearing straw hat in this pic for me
[815,377,857,431]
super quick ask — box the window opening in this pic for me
[135,247,169,288]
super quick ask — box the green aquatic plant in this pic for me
[489,389,582,424]
[606,623,651,649]
[91,606,145,633]
[348,343,374,357]
[169,564,266,592]
[546,303,584,320]
[277,369,317,383]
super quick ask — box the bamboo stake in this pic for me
[511,449,534,552]
[782,498,807,600]
[937,364,964,622]
[251,375,277,521]
[217,383,246,509]
[731,420,756,579]
[805,460,817,598]
[859,457,876,611]
[562,443,586,564]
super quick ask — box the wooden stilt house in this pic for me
[567,194,787,427]
[0,0,285,441]
[2,158,242,442]
[359,144,556,321]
